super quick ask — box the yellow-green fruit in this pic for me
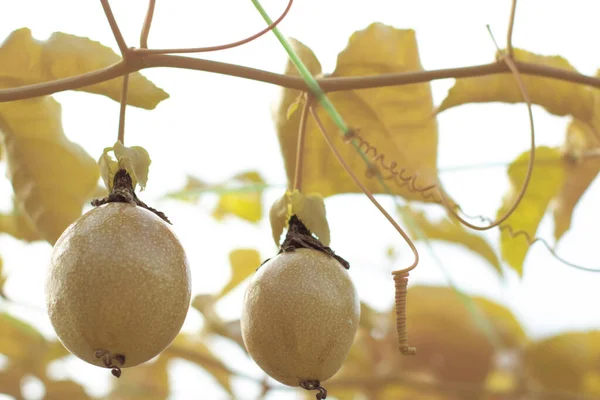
[241,248,360,387]
[45,202,191,369]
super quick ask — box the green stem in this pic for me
[250,0,347,134]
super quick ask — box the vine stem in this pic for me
[100,0,128,56]
[3,59,600,102]
[292,95,311,192]
[309,106,419,273]
[117,73,130,144]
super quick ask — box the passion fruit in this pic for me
[45,202,191,373]
[241,247,360,388]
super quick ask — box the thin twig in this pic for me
[135,0,293,55]
[437,26,536,231]
[2,58,600,103]
[507,0,518,57]
[100,0,128,56]
[140,0,156,49]
[118,74,130,144]
[292,95,311,192]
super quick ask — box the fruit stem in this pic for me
[292,95,312,193]
[117,73,130,145]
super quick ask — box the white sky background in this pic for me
[0,0,600,399]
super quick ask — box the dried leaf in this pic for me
[0,28,168,109]
[524,331,600,394]
[553,119,600,240]
[217,249,261,299]
[497,146,565,275]
[438,49,595,122]
[113,141,152,190]
[0,96,99,244]
[212,171,264,223]
[275,24,445,203]
[167,334,233,395]
[401,207,502,276]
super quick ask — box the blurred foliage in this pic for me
[0,12,599,400]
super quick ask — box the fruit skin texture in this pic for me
[241,248,360,387]
[46,202,191,368]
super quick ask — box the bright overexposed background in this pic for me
[1,1,599,399]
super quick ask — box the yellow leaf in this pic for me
[0,312,47,374]
[167,334,233,395]
[524,331,600,394]
[437,49,595,122]
[191,296,245,347]
[0,256,4,296]
[163,175,206,202]
[497,146,565,274]
[212,171,264,223]
[43,379,91,400]
[0,202,42,242]
[0,96,99,244]
[217,249,261,299]
[289,190,330,246]
[286,94,303,120]
[269,192,289,246]
[110,356,170,400]
[402,286,527,384]
[0,28,168,109]
[401,207,502,276]
[275,24,445,203]
[113,141,152,191]
[553,119,600,240]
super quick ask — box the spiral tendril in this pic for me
[392,271,417,355]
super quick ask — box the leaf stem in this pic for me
[292,95,311,192]
[140,0,156,49]
[507,0,518,58]
[136,0,294,55]
[437,27,535,231]
[250,0,348,134]
[100,0,129,56]
[117,74,130,144]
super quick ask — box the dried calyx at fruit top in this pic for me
[92,168,170,224]
[264,214,349,270]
